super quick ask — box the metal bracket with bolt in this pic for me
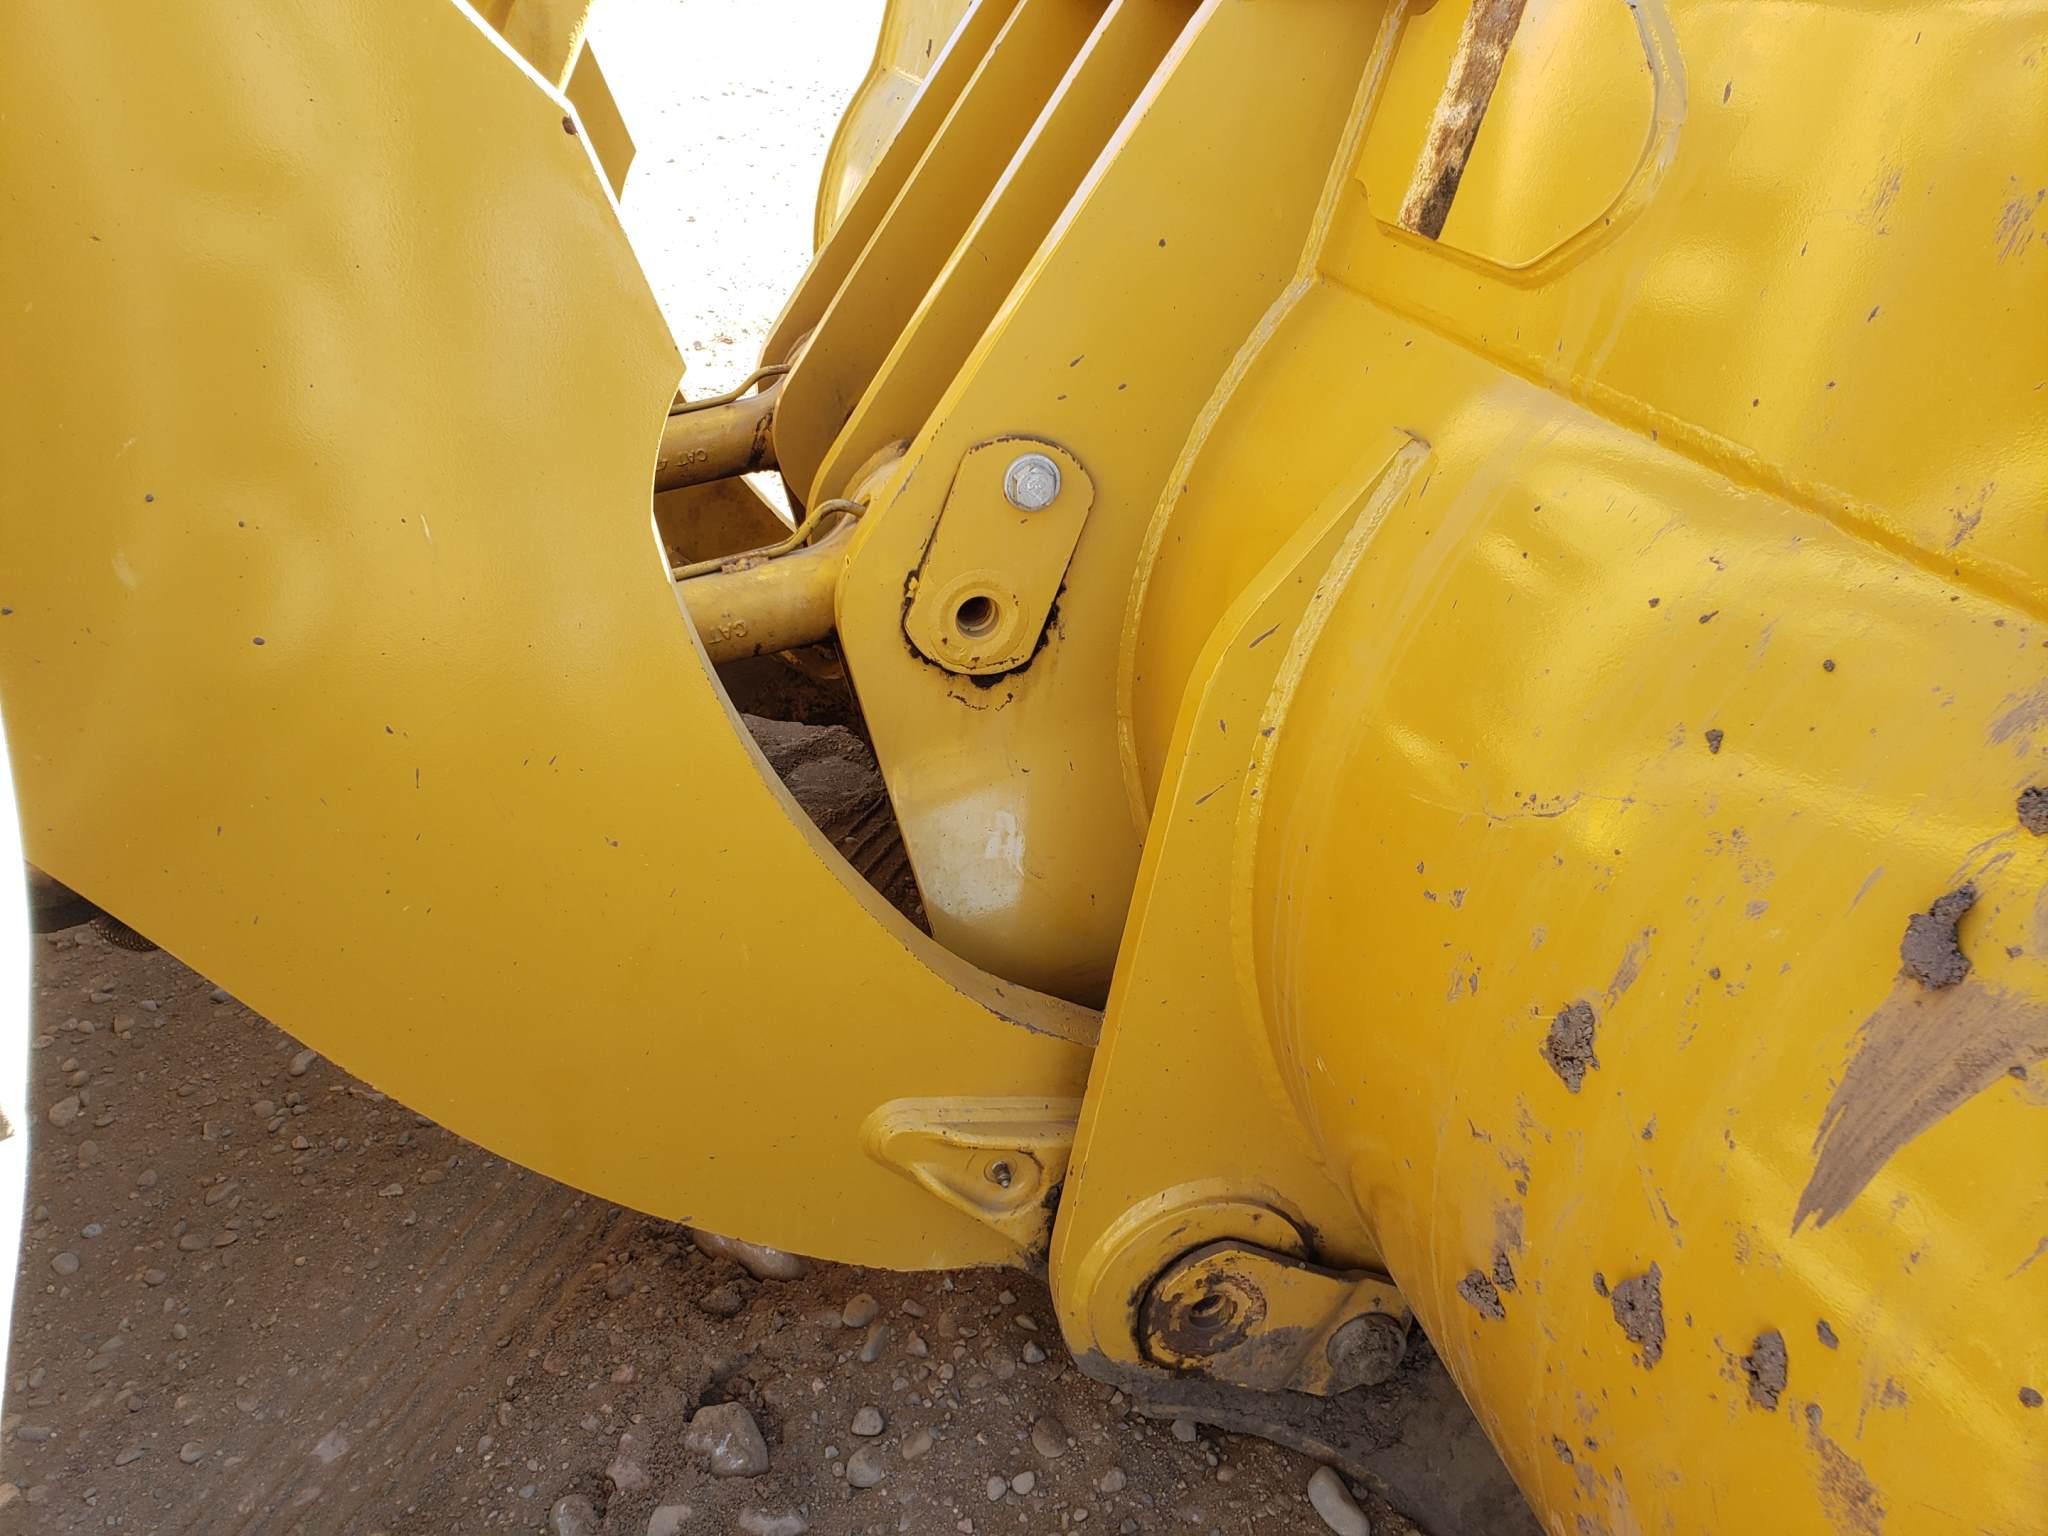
[902,437,1094,676]
[1139,1240,1412,1395]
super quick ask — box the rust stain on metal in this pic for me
[1794,981,2048,1230]
[1396,0,1530,239]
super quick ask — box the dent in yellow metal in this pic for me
[0,0,1097,1272]
[565,40,635,198]
[862,1097,1080,1252]
[1048,433,1428,1367]
[835,0,1389,1004]
[774,0,1109,504]
[1140,1241,1411,1395]
[816,0,980,246]
[808,0,1194,514]
[904,438,1094,675]
[765,0,1022,369]
[677,517,854,666]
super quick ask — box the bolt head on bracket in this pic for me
[1002,452,1063,510]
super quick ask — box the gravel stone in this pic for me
[47,1096,81,1128]
[736,1511,807,1536]
[549,1494,599,1536]
[178,1442,204,1465]
[1011,1470,1037,1495]
[50,1252,80,1277]
[1308,1466,1371,1536]
[846,1446,886,1488]
[850,1405,884,1437]
[646,1506,694,1536]
[901,1427,934,1462]
[683,1402,770,1477]
[841,1292,879,1328]
[1031,1416,1068,1459]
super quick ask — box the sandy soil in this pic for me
[1,928,1356,1535]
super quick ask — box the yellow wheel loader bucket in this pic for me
[2,1,2043,1532]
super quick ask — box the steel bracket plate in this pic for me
[1140,1240,1413,1397]
[904,436,1093,675]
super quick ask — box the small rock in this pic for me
[846,1446,886,1489]
[143,1268,166,1287]
[1307,1466,1370,1536]
[904,1332,928,1358]
[178,1442,205,1465]
[900,1299,927,1318]
[177,1233,207,1251]
[549,1494,599,1536]
[1030,1416,1068,1460]
[985,1476,1008,1503]
[1021,1341,1047,1365]
[14,1426,53,1444]
[608,1428,653,1493]
[1171,1418,1198,1443]
[690,1229,807,1281]
[140,999,159,1012]
[50,1252,80,1277]
[1099,1468,1127,1495]
[81,1222,103,1239]
[736,1511,807,1536]
[1011,1470,1037,1496]
[646,1505,694,1536]
[288,1047,317,1077]
[136,1169,158,1189]
[208,987,230,1004]
[213,1230,238,1247]
[697,1283,745,1318]
[113,1446,145,1467]
[842,1293,880,1328]
[859,1321,891,1363]
[683,1402,770,1477]
[378,1184,404,1198]
[47,1096,81,1128]
[850,1405,885,1437]
[901,1428,934,1462]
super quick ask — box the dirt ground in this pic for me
[2,928,1384,1535]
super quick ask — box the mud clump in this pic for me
[1899,883,1977,989]
[1816,1319,1839,1350]
[1490,1248,1517,1293]
[1742,1329,1787,1409]
[2019,786,2048,836]
[1704,728,1725,754]
[1540,1001,1599,1092]
[1456,1271,1506,1321]
[1607,1263,1664,1367]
